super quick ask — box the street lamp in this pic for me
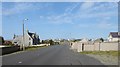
[22,19,28,51]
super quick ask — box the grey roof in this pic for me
[110,32,120,38]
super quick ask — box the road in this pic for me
[2,44,104,65]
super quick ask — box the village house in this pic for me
[108,32,120,42]
[12,30,40,47]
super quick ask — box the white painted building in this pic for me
[12,30,40,47]
[108,32,120,42]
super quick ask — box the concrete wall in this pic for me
[94,43,100,51]
[71,42,119,52]
[100,42,118,51]
[71,42,79,52]
[84,45,94,51]
[77,43,82,52]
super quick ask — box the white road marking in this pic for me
[18,61,22,64]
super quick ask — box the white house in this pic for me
[12,30,40,47]
[108,32,120,42]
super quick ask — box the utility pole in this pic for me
[22,19,28,51]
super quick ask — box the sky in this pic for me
[2,2,118,40]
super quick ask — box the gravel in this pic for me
[86,54,118,65]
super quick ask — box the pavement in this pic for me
[2,44,105,65]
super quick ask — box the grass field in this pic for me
[80,51,120,56]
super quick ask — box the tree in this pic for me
[89,39,92,41]
[60,39,65,42]
[0,36,4,44]
[41,40,44,44]
[49,39,54,45]
[100,38,104,42]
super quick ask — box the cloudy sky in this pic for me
[2,2,118,40]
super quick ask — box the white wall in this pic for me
[112,38,119,42]
[108,37,120,42]
[24,33,33,47]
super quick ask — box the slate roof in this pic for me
[28,32,34,37]
[110,32,120,38]
[28,32,36,39]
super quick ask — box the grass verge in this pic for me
[25,46,47,51]
[80,51,120,56]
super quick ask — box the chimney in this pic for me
[118,32,120,35]
[13,34,16,39]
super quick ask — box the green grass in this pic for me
[25,46,47,51]
[80,51,120,56]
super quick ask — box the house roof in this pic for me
[80,38,89,43]
[28,32,36,39]
[28,32,34,37]
[27,30,39,39]
[110,32,120,38]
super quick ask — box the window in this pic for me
[14,42,17,43]
[29,42,31,45]
[29,38,31,40]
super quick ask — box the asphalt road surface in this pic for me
[2,44,104,65]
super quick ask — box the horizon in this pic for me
[2,2,118,40]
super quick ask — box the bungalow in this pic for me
[108,32,120,42]
[12,30,40,47]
